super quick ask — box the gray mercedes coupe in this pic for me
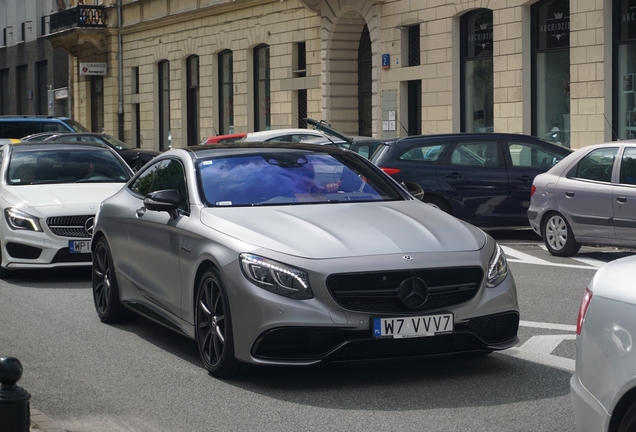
[91,142,519,378]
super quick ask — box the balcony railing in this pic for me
[49,5,107,33]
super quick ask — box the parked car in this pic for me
[528,141,636,256]
[91,142,519,377]
[571,255,636,432]
[201,133,248,144]
[41,132,160,171]
[0,116,88,139]
[371,133,571,227]
[0,141,133,277]
[303,117,385,158]
[239,128,325,143]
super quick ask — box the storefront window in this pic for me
[615,0,636,140]
[461,9,493,133]
[532,0,570,147]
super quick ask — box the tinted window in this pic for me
[570,147,617,182]
[450,141,498,167]
[0,122,41,138]
[620,147,636,185]
[129,159,188,210]
[398,143,447,162]
[507,141,567,169]
[198,151,402,207]
[41,122,73,133]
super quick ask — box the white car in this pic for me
[571,255,636,431]
[0,142,133,277]
[239,128,325,143]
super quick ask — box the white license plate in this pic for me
[373,313,454,339]
[69,240,91,253]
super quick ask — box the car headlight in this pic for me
[486,242,508,288]
[4,208,43,232]
[239,253,313,300]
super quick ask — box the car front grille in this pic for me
[46,215,93,238]
[326,267,484,313]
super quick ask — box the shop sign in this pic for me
[79,63,107,76]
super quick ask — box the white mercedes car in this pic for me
[0,141,133,277]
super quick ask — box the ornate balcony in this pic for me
[46,5,110,56]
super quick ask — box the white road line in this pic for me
[499,335,576,372]
[570,256,606,269]
[502,245,598,270]
[519,320,576,332]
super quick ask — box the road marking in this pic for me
[519,320,576,332]
[499,334,576,372]
[502,245,600,270]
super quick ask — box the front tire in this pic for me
[618,400,636,432]
[195,267,245,378]
[542,212,581,257]
[92,237,137,322]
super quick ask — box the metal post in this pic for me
[0,357,31,432]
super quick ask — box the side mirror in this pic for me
[401,181,424,201]
[144,189,180,219]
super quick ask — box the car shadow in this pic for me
[116,314,571,410]
[1,267,92,288]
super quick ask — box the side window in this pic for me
[129,159,188,210]
[399,143,447,162]
[569,147,618,183]
[507,141,566,170]
[41,122,70,132]
[620,147,636,186]
[2,122,40,138]
[450,141,498,167]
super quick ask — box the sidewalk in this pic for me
[30,408,66,432]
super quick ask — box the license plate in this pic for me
[373,313,454,339]
[69,240,91,253]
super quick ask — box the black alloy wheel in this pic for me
[195,267,244,378]
[92,237,137,322]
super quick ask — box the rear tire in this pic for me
[542,212,581,257]
[618,400,636,432]
[92,237,137,322]
[195,267,246,378]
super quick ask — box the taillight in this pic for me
[530,185,536,197]
[381,167,401,175]
[576,287,593,335]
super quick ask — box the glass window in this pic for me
[614,1,636,140]
[198,151,403,207]
[570,147,618,182]
[450,141,498,167]
[620,147,636,185]
[461,9,493,133]
[532,0,570,147]
[254,45,270,131]
[507,141,567,169]
[219,50,233,135]
[186,55,199,147]
[158,60,170,151]
[130,159,187,210]
[398,143,448,162]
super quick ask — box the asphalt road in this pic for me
[1,228,632,432]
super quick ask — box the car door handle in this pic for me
[515,175,531,182]
[136,207,147,217]
[565,191,574,197]
[617,196,627,204]
[445,173,463,180]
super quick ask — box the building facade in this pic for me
[15,0,636,150]
[0,0,71,119]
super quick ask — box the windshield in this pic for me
[101,135,132,150]
[198,151,404,207]
[63,119,90,133]
[8,148,132,185]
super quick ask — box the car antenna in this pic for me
[603,113,620,141]
[394,113,410,136]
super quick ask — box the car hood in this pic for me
[3,183,124,212]
[200,201,486,259]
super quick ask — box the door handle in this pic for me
[617,196,627,204]
[516,175,531,182]
[565,192,574,198]
[445,173,463,180]
[135,207,147,217]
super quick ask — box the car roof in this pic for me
[167,141,352,161]
[5,141,115,153]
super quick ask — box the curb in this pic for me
[30,408,66,432]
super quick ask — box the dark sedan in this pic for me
[41,132,160,171]
[371,133,571,227]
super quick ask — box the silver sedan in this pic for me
[92,142,519,377]
[528,141,636,256]
[571,255,636,431]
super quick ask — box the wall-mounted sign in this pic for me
[80,62,107,76]
[382,54,390,69]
